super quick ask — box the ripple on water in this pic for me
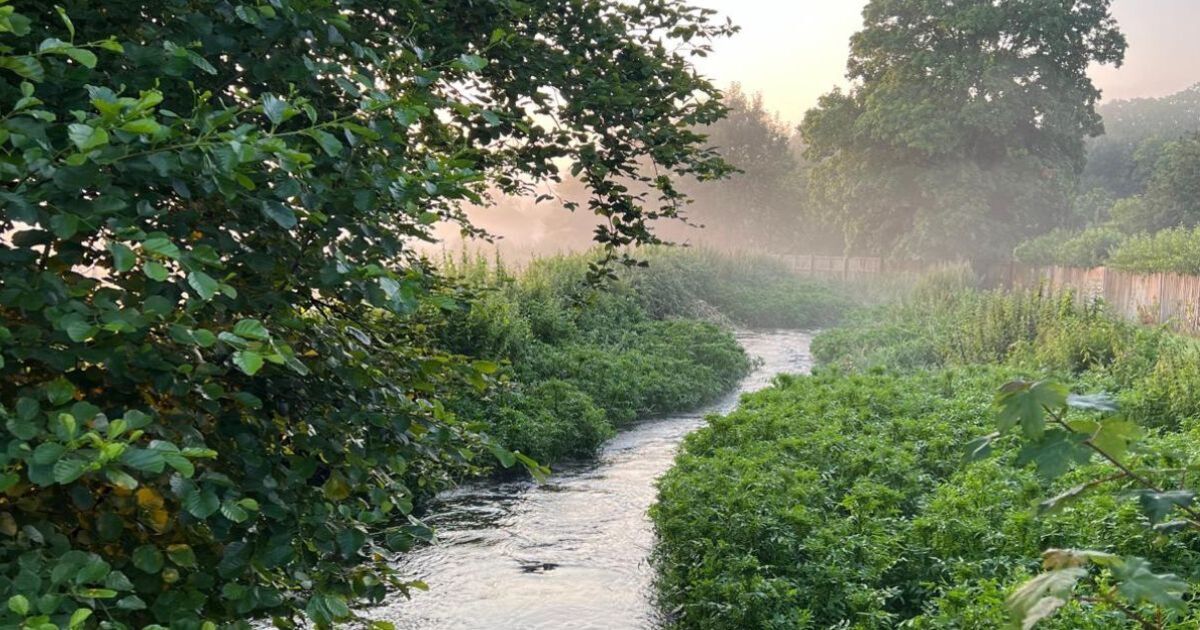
[371,330,813,630]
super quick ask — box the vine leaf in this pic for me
[1088,418,1143,461]
[1111,557,1189,611]
[1015,429,1092,481]
[996,380,1068,439]
[1128,490,1196,525]
[1007,567,1087,629]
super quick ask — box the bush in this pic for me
[1108,226,1200,275]
[1013,227,1125,268]
[488,380,613,464]
[0,0,743,625]
[437,251,769,464]
[652,366,1200,628]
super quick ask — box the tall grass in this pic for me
[431,248,855,466]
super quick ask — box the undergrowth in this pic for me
[653,272,1200,628]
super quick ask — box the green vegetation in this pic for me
[624,248,851,329]
[800,0,1125,259]
[1108,227,1200,275]
[436,248,850,464]
[654,277,1200,628]
[1014,227,1125,269]
[0,1,745,627]
[1014,120,1200,273]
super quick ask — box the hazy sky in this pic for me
[694,0,1200,126]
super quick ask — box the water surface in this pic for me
[377,330,814,629]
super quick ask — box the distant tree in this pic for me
[681,84,801,249]
[802,0,1126,259]
[1110,133,1200,233]
[678,85,843,253]
[1083,84,1200,197]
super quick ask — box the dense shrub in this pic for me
[1013,227,1125,268]
[1108,226,1200,275]
[436,251,792,464]
[0,0,743,626]
[652,366,1200,628]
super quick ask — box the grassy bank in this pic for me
[436,248,850,466]
[653,275,1200,628]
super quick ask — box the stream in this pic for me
[374,330,815,629]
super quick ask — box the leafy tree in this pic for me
[1083,84,1200,198]
[0,1,733,627]
[801,0,1126,259]
[677,85,840,253]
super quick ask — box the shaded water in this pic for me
[376,330,814,629]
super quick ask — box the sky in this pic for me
[693,0,1200,126]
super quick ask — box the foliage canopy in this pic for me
[802,0,1126,259]
[0,1,735,627]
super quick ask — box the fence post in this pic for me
[1159,272,1168,325]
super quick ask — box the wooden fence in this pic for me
[1009,264,1200,335]
[774,254,966,280]
[772,254,1200,335]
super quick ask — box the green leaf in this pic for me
[220,500,250,523]
[1006,568,1087,630]
[188,271,219,301]
[76,588,117,599]
[97,39,124,53]
[46,377,77,406]
[109,242,136,272]
[233,319,270,341]
[1131,490,1196,525]
[1111,556,1189,611]
[307,129,343,156]
[116,595,146,611]
[67,124,109,151]
[182,484,220,519]
[120,118,163,135]
[261,200,298,229]
[121,448,166,473]
[55,6,76,38]
[32,442,66,465]
[457,53,488,71]
[105,468,138,490]
[996,380,1068,439]
[52,458,88,484]
[0,56,45,82]
[233,350,264,376]
[8,594,30,616]
[487,442,516,468]
[66,319,99,343]
[143,261,169,282]
[261,93,287,125]
[472,360,500,374]
[1088,418,1144,461]
[142,236,181,259]
[65,47,97,68]
[1014,429,1092,481]
[69,608,92,629]
[166,544,197,568]
[131,545,164,574]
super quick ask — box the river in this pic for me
[374,330,814,629]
